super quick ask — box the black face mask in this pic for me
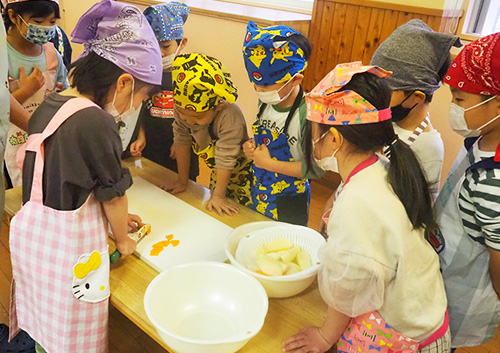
[390,93,418,122]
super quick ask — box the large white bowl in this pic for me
[144,262,268,353]
[225,222,326,298]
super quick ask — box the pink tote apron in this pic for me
[6,42,58,187]
[9,98,110,353]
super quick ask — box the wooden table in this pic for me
[4,158,327,353]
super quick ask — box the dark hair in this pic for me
[306,72,436,233]
[275,33,312,61]
[176,39,182,46]
[3,1,60,31]
[69,52,158,108]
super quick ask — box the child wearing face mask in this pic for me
[164,53,252,216]
[284,62,449,353]
[242,21,323,226]
[3,0,68,188]
[432,32,500,351]
[370,20,461,199]
[122,2,199,182]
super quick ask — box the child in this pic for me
[284,62,449,353]
[8,1,162,352]
[435,31,500,350]
[127,2,199,181]
[165,53,252,216]
[242,21,323,226]
[3,0,69,187]
[370,19,461,198]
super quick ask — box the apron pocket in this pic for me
[72,248,110,303]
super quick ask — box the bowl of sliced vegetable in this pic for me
[226,223,326,298]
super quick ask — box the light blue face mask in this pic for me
[18,15,56,45]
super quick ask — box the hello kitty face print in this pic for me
[72,249,110,303]
[71,0,162,85]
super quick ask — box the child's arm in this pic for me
[102,194,137,258]
[162,144,191,194]
[130,127,146,157]
[10,95,29,131]
[489,248,500,299]
[253,143,304,178]
[283,306,350,352]
[206,168,239,216]
[11,65,45,105]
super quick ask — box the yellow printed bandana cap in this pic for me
[172,53,238,112]
[306,62,392,125]
[242,21,307,86]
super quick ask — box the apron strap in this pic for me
[406,114,430,145]
[43,42,58,72]
[22,98,98,204]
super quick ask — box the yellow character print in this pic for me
[248,45,267,69]
[270,129,280,140]
[270,207,278,220]
[270,180,290,195]
[270,42,293,65]
[253,28,284,41]
[294,180,306,193]
[256,200,269,214]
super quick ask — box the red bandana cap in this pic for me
[6,0,58,3]
[444,32,500,95]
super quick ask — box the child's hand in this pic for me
[243,139,255,160]
[161,179,188,194]
[127,213,142,233]
[18,65,45,96]
[253,143,273,170]
[130,138,146,157]
[283,326,333,353]
[206,195,239,216]
[115,236,137,259]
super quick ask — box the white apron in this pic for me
[434,140,500,347]
[9,98,110,353]
[6,42,58,187]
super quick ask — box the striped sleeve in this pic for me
[469,174,500,250]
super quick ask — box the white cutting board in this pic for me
[126,177,233,272]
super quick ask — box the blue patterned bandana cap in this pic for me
[242,21,307,86]
[143,2,189,42]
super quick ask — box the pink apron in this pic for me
[9,98,110,353]
[6,42,58,187]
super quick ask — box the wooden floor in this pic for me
[0,163,499,352]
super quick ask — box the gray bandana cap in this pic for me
[370,19,461,94]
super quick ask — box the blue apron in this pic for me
[249,87,310,226]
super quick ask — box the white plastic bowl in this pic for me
[225,222,326,298]
[144,262,268,353]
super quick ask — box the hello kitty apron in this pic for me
[9,98,110,353]
[6,42,58,187]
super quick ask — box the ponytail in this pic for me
[386,137,436,233]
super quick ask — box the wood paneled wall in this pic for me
[303,0,462,91]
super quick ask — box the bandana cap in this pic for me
[242,20,307,86]
[172,53,238,112]
[71,0,162,85]
[143,2,189,42]
[306,62,392,125]
[6,0,58,3]
[444,32,500,95]
[371,19,461,94]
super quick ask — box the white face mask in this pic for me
[162,45,181,71]
[312,130,342,173]
[449,95,499,137]
[105,79,135,121]
[255,75,295,105]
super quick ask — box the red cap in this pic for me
[6,0,58,4]
[444,32,500,95]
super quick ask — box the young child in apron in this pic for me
[3,0,69,188]
[165,53,252,216]
[434,32,500,351]
[124,2,199,181]
[371,19,462,199]
[283,62,450,353]
[242,21,323,226]
[8,1,162,352]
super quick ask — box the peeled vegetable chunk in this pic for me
[255,238,312,276]
[297,251,312,270]
[257,255,284,276]
[263,238,293,253]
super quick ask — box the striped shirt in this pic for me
[458,142,500,250]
